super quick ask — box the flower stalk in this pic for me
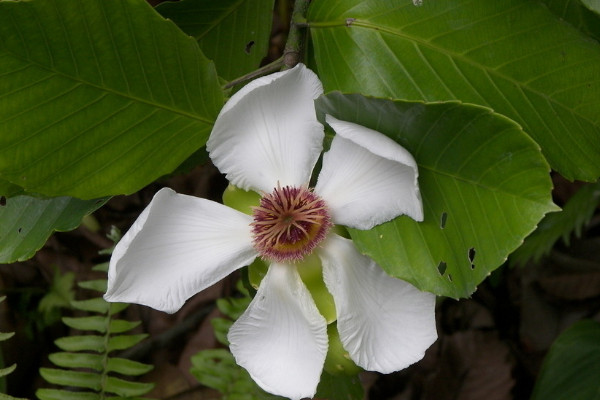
[224,0,312,89]
[223,57,284,89]
[283,0,311,68]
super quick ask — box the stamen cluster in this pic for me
[251,185,332,263]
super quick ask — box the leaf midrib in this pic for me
[1,48,215,125]
[309,19,599,129]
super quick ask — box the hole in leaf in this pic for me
[18,227,22,233]
[471,264,476,270]
[245,41,255,54]
[437,261,447,275]
[468,248,476,262]
[440,212,447,229]
[447,274,453,282]
[0,196,5,206]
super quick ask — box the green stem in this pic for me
[221,0,311,90]
[222,0,312,89]
[283,0,311,69]
[223,57,285,89]
[99,303,113,400]
[307,19,364,29]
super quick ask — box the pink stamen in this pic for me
[251,185,332,263]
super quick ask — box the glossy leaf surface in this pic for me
[316,93,557,298]
[0,180,23,197]
[531,320,600,400]
[0,0,223,199]
[0,196,106,263]
[156,0,275,81]
[541,0,600,41]
[309,0,600,181]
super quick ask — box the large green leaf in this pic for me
[541,0,600,41]
[582,0,600,15]
[308,0,600,181]
[0,0,223,199]
[316,93,558,298]
[0,195,106,263]
[156,0,275,81]
[531,320,600,400]
[0,180,23,197]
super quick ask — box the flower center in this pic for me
[251,185,332,263]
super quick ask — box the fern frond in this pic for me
[34,389,99,400]
[37,268,76,326]
[0,365,16,380]
[36,267,155,400]
[0,332,14,343]
[190,349,282,399]
[0,394,28,400]
[0,297,28,400]
[511,181,600,266]
[210,284,252,347]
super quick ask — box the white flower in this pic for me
[105,64,437,400]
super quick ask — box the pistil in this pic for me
[251,185,332,263]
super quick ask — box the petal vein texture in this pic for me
[105,188,256,313]
[316,115,423,229]
[228,263,328,400]
[207,64,325,193]
[320,234,437,373]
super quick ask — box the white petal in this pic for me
[105,188,257,313]
[228,263,328,400]
[315,115,423,229]
[207,64,324,193]
[319,234,437,373]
